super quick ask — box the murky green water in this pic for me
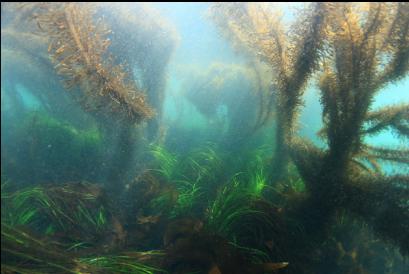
[1,3,408,274]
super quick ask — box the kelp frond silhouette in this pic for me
[210,3,330,182]
[364,104,409,137]
[22,2,154,123]
[295,2,409,254]
[211,2,409,255]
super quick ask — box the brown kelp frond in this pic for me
[318,67,339,148]
[350,158,379,176]
[288,2,409,257]
[364,104,409,137]
[317,2,409,161]
[209,3,287,75]
[210,3,330,182]
[210,2,328,101]
[275,2,329,145]
[286,3,329,94]
[352,142,409,175]
[353,152,383,175]
[324,2,408,102]
[360,145,409,165]
[377,2,409,85]
[209,1,409,262]
[326,3,406,93]
[209,2,286,134]
[28,2,154,123]
[96,3,179,68]
[289,138,325,188]
[344,175,409,255]
[94,3,178,139]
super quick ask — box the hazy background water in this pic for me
[4,3,408,145]
[155,2,409,168]
[1,3,408,273]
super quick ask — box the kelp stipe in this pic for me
[291,2,409,254]
[210,0,409,262]
[210,2,330,183]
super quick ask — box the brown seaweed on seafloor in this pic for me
[128,171,178,221]
[60,182,127,251]
[162,218,289,274]
[121,171,178,249]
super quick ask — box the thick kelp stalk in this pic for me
[28,2,154,124]
[290,2,409,254]
[211,2,409,256]
[210,3,329,183]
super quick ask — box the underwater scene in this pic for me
[1,2,408,274]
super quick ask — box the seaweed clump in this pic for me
[1,181,166,273]
[210,2,330,183]
[1,222,167,274]
[28,2,154,124]
[2,2,408,274]
[162,218,288,274]
[96,3,179,140]
[1,223,93,274]
[2,2,174,193]
[291,2,409,254]
[210,0,409,265]
[1,181,124,248]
